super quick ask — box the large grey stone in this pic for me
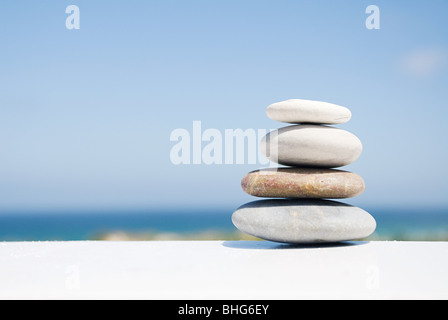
[260,125,362,168]
[232,199,376,243]
[266,99,352,124]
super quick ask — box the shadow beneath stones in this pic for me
[221,240,369,250]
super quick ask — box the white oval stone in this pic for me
[260,125,362,168]
[266,99,352,124]
[232,200,376,243]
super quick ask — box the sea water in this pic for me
[0,208,447,241]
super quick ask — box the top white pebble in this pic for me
[266,99,352,124]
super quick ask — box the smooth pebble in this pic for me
[241,168,365,199]
[260,125,362,168]
[266,99,352,124]
[232,199,376,243]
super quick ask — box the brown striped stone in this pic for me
[241,168,365,199]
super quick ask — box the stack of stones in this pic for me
[232,99,376,243]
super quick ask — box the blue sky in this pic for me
[0,0,448,212]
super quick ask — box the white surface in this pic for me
[0,240,447,299]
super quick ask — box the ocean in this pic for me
[0,208,447,241]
